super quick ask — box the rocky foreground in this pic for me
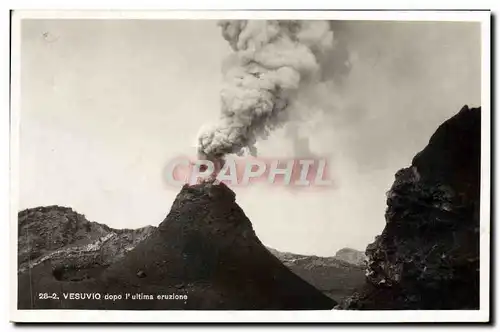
[18,204,365,305]
[18,183,335,310]
[337,105,481,310]
[18,206,155,278]
[17,105,481,310]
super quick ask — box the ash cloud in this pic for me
[196,20,336,162]
[197,20,480,179]
[285,20,481,172]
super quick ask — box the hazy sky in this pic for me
[19,19,481,255]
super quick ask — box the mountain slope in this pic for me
[17,206,364,304]
[18,183,335,310]
[18,206,155,279]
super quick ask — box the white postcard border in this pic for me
[9,9,491,323]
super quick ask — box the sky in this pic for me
[19,19,481,256]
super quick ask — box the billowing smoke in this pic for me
[197,20,335,162]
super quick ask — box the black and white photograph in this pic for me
[9,10,490,323]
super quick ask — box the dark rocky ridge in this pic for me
[17,204,364,304]
[18,206,155,279]
[338,105,481,309]
[17,104,482,311]
[18,183,335,310]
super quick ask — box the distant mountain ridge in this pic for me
[18,206,155,279]
[17,105,480,310]
[18,205,365,303]
[334,248,367,266]
[266,247,366,301]
[18,184,335,309]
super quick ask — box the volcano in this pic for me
[18,182,335,310]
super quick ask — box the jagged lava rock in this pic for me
[18,182,335,310]
[338,105,481,310]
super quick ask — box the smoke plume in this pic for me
[197,20,335,162]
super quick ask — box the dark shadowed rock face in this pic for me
[338,105,481,310]
[18,183,335,310]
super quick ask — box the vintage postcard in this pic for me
[9,10,491,323]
